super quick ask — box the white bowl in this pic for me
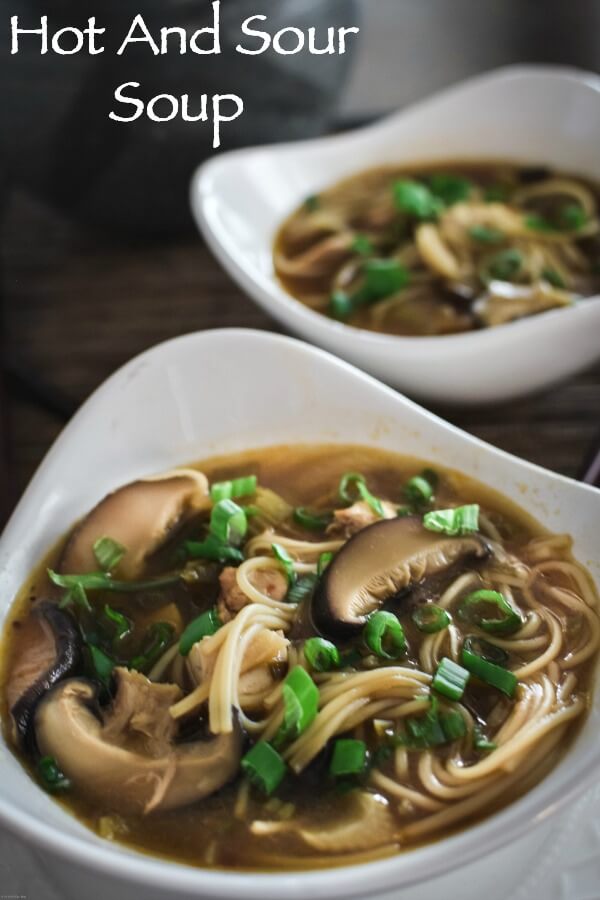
[0,329,599,900]
[191,66,600,405]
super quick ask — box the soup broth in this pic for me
[274,162,600,335]
[2,445,598,870]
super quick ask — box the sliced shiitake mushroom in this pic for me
[313,516,488,637]
[34,669,244,814]
[59,469,210,578]
[8,602,82,747]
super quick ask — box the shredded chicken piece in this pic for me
[239,666,280,709]
[250,791,397,853]
[188,628,288,687]
[327,500,397,540]
[275,232,354,279]
[474,280,574,327]
[103,667,182,758]
[217,566,288,623]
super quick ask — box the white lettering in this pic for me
[236,15,270,55]
[109,82,145,122]
[273,27,304,56]
[147,94,179,122]
[52,26,84,55]
[117,15,160,56]
[181,94,210,123]
[338,26,360,54]
[213,94,244,148]
[190,0,221,54]
[160,27,187,55]
[308,27,336,55]
[11,15,48,54]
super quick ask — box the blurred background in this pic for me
[1,0,599,524]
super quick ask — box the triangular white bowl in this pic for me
[191,65,600,405]
[0,329,598,900]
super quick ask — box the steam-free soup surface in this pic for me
[275,162,600,335]
[2,445,598,871]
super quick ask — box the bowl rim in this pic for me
[191,63,600,349]
[0,327,599,897]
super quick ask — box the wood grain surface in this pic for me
[1,190,599,525]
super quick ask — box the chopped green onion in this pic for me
[129,622,174,673]
[411,604,451,634]
[423,504,479,536]
[103,605,132,643]
[59,582,91,612]
[339,472,384,517]
[404,472,435,507]
[304,637,340,672]
[179,608,221,656]
[396,505,413,518]
[184,537,244,564]
[404,697,446,749]
[48,569,181,594]
[210,482,231,503]
[287,574,317,605]
[93,537,126,573]
[88,644,115,689]
[363,259,410,300]
[458,589,523,635]
[486,248,523,281]
[559,203,587,231]
[363,611,406,660]
[484,184,509,203]
[525,214,556,233]
[304,194,320,212]
[318,552,333,576]
[541,268,566,288]
[469,225,505,244]
[274,666,319,747]
[271,543,296,587]
[394,180,443,220]
[461,640,517,697]
[329,739,367,777]
[440,710,467,741]
[293,507,332,531]
[210,499,247,547]
[329,290,355,321]
[463,635,508,666]
[474,725,497,752]
[428,173,472,206]
[432,657,470,701]
[241,742,286,795]
[37,755,70,793]
[352,234,374,256]
[210,475,257,502]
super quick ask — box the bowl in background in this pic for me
[191,66,600,404]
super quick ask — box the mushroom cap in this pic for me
[34,672,243,815]
[59,470,209,579]
[313,516,489,637]
[9,602,82,748]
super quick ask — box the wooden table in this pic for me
[2,189,599,525]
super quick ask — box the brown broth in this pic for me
[1,444,597,871]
